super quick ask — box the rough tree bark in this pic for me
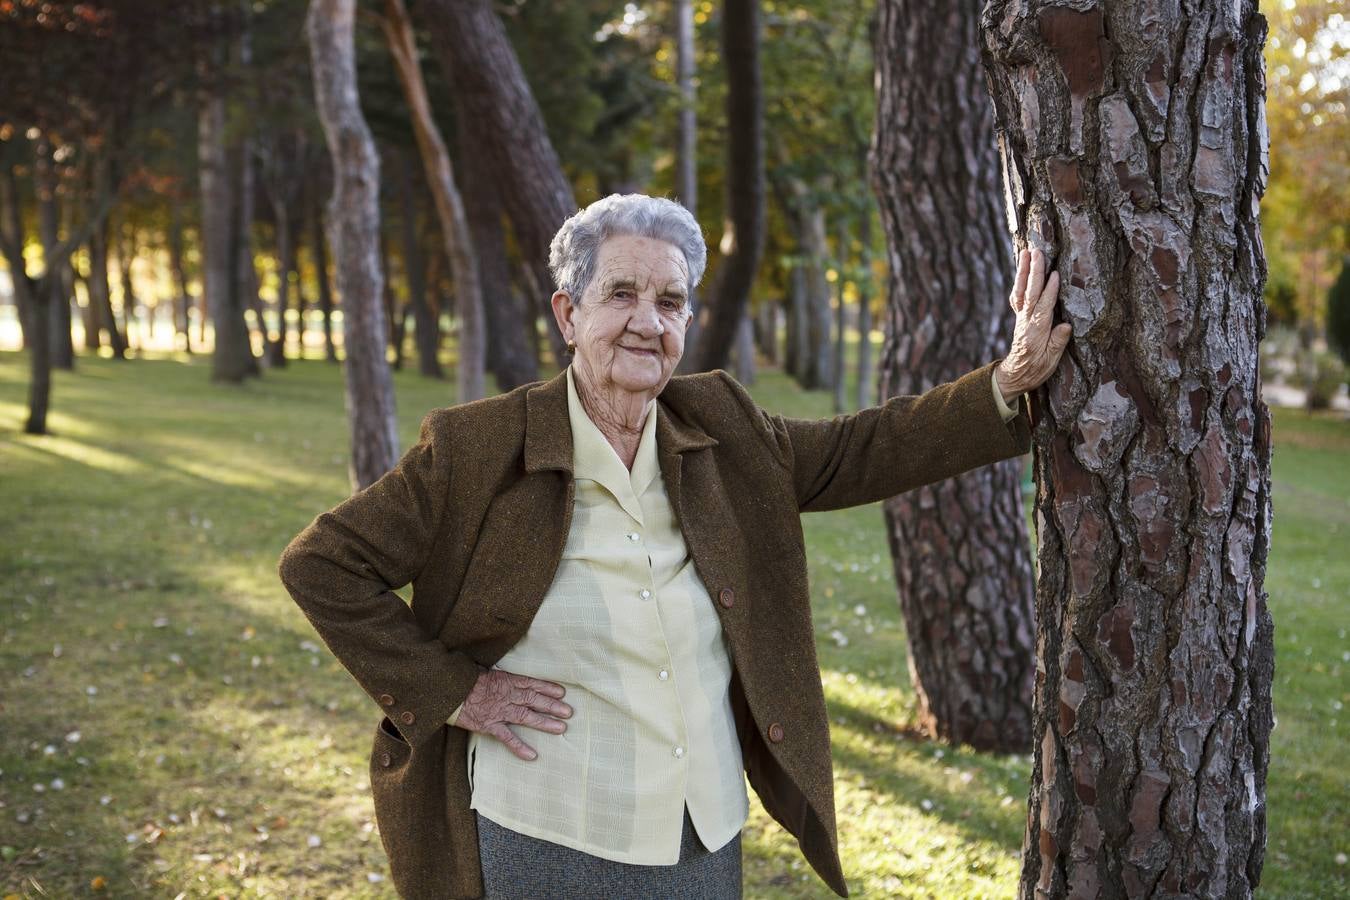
[307,0,400,489]
[690,0,765,373]
[979,0,1274,895]
[381,0,484,401]
[419,0,573,366]
[870,0,1037,752]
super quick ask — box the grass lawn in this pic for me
[1,344,1345,898]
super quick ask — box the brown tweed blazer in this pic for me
[277,358,1031,899]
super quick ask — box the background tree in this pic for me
[980,0,1275,894]
[870,0,1036,752]
[689,0,766,372]
[307,0,399,489]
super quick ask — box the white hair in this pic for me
[547,193,706,309]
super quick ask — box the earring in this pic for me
[566,340,576,354]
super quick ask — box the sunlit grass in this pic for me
[1,344,1345,898]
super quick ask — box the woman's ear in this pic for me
[550,290,576,344]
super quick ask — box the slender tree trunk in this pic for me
[418,0,574,367]
[674,0,700,324]
[789,187,834,390]
[690,0,765,372]
[456,113,535,390]
[1,163,36,352]
[199,63,258,381]
[308,0,400,488]
[856,211,873,410]
[871,0,1036,752]
[979,0,1275,895]
[115,218,138,357]
[755,298,779,365]
[309,176,339,363]
[35,138,75,371]
[382,0,484,399]
[732,311,755,384]
[833,220,849,412]
[169,202,194,353]
[395,147,442,379]
[89,216,121,356]
[78,175,103,353]
[785,261,807,378]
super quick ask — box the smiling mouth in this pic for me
[621,346,659,356]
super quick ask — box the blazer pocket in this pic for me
[368,716,456,894]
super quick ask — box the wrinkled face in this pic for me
[552,234,693,398]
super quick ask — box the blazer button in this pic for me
[379,751,392,767]
[768,722,785,743]
[378,694,395,707]
[399,710,416,725]
[718,587,735,609]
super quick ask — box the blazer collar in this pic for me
[523,365,718,474]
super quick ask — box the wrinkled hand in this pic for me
[996,247,1073,400]
[454,668,572,761]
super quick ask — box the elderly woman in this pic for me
[278,194,1069,900]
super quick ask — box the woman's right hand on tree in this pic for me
[454,668,572,761]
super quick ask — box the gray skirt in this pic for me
[475,804,742,899]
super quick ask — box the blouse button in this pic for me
[627,532,640,541]
[640,589,651,600]
[673,746,685,759]
[658,669,669,681]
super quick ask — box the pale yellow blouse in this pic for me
[447,366,1020,863]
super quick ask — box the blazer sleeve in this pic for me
[719,357,1032,513]
[277,407,484,749]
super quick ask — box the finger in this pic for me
[510,706,568,734]
[489,723,538,760]
[1026,248,1046,309]
[1033,271,1060,323]
[1010,249,1030,311]
[526,693,572,718]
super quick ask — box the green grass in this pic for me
[1,344,1346,898]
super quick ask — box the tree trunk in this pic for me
[833,220,849,412]
[732,311,756,384]
[382,0,484,400]
[456,109,536,390]
[675,0,699,322]
[309,174,338,363]
[979,0,1275,894]
[115,218,138,357]
[168,202,194,353]
[199,59,259,382]
[870,0,1036,753]
[308,0,400,489]
[689,0,765,372]
[791,188,834,391]
[856,211,873,410]
[395,146,442,379]
[35,138,75,371]
[418,0,574,366]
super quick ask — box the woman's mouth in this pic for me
[621,346,658,357]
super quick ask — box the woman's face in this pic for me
[552,234,693,399]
